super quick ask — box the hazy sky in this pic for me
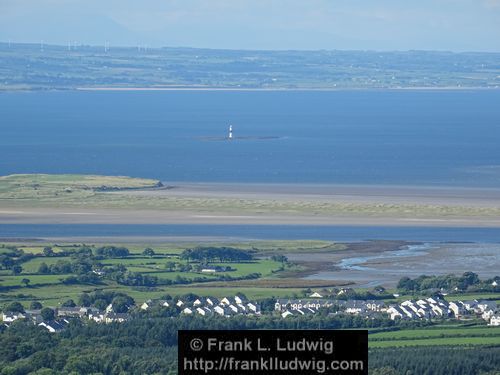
[1,0,499,51]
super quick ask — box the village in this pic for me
[2,290,499,333]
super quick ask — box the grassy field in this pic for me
[369,326,500,348]
[2,173,500,219]
[0,282,302,307]
[0,240,312,307]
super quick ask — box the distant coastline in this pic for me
[76,86,500,92]
[2,43,499,92]
[2,86,499,94]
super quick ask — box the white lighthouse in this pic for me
[228,125,233,140]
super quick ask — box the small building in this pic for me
[489,315,500,326]
[141,300,153,310]
[38,320,68,333]
[2,312,25,323]
[182,307,193,315]
[234,294,246,305]
[57,307,88,318]
[89,311,106,323]
[104,313,129,323]
[201,267,218,273]
[387,306,405,320]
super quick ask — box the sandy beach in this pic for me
[1,182,500,226]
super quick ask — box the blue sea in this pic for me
[1,90,500,241]
[1,224,500,243]
[1,89,500,186]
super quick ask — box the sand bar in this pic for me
[1,182,500,226]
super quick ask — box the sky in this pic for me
[0,0,499,52]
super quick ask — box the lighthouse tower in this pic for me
[228,125,233,140]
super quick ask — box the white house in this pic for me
[234,295,246,305]
[309,292,323,298]
[206,297,218,306]
[89,312,106,323]
[213,306,226,316]
[387,306,404,320]
[482,309,496,321]
[400,305,417,319]
[477,301,497,314]
[449,301,467,318]
[104,313,128,323]
[2,312,25,323]
[38,320,67,333]
[196,307,210,316]
[247,302,260,314]
[201,268,217,273]
[489,315,500,326]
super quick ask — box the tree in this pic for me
[0,255,15,270]
[38,262,50,274]
[165,262,176,272]
[43,247,54,257]
[460,272,480,288]
[61,299,76,307]
[111,295,134,313]
[95,246,130,258]
[41,307,55,321]
[11,264,22,275]
[143,248,155,257]
[78,293,92,307]
[5,302,25,313]
[94,299,108,311]
[397,276,416,292]
[30,301,43,310]
[21,278,31,287]
[181,247,253,263]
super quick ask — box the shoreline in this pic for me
[1,86,500,93]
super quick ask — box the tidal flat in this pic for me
[1,175,500,227]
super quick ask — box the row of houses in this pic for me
[2,305,131,332]
[275,298,386,318]
[387,298,499,326]
[141,295,261,317]
[275,296,500,326]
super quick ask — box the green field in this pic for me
[369,326,500,348]
[0,239,309,307]
[0,281,301,307]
